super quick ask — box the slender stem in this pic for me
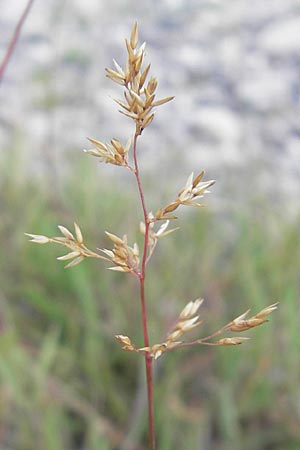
[133,133,148,236]
[0,0,35,83]
[140,278,155,450]
[133,131,156,450]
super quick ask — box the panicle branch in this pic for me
[115,301,278,359]
[25,223,105,268]
[154,171,215,221]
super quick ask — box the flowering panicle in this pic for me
[26,23,278,450]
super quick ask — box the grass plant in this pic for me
[22,23,280,449]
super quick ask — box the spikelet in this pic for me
[228,303,279,332]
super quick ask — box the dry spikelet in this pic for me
[255,303,279,318]
[25,234,50,244]
[179,298,204,319]
[166,298,204,343]
[115,335,137,352]
[228,303,279,332]
[105,67,126,85]
[140,343,167,360]
[217,337,250,346]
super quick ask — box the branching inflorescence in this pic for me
[26,23,278,450]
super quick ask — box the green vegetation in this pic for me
[1,149,299,449]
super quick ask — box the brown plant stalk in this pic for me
[26,23,278,450]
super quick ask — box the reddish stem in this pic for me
[0,0,35,83]
[133,132,156,450]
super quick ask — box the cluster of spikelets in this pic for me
[105,22,174,135]
[84,137,132,168]
[26,22,278,360]
[115,300,278,359]
[101,232,140,273]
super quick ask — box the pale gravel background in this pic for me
[1,0,300,216]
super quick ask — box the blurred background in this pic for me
[0,1,300,449]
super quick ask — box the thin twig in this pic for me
[0,0,35,83]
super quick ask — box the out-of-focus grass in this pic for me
[1,148,300,450]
